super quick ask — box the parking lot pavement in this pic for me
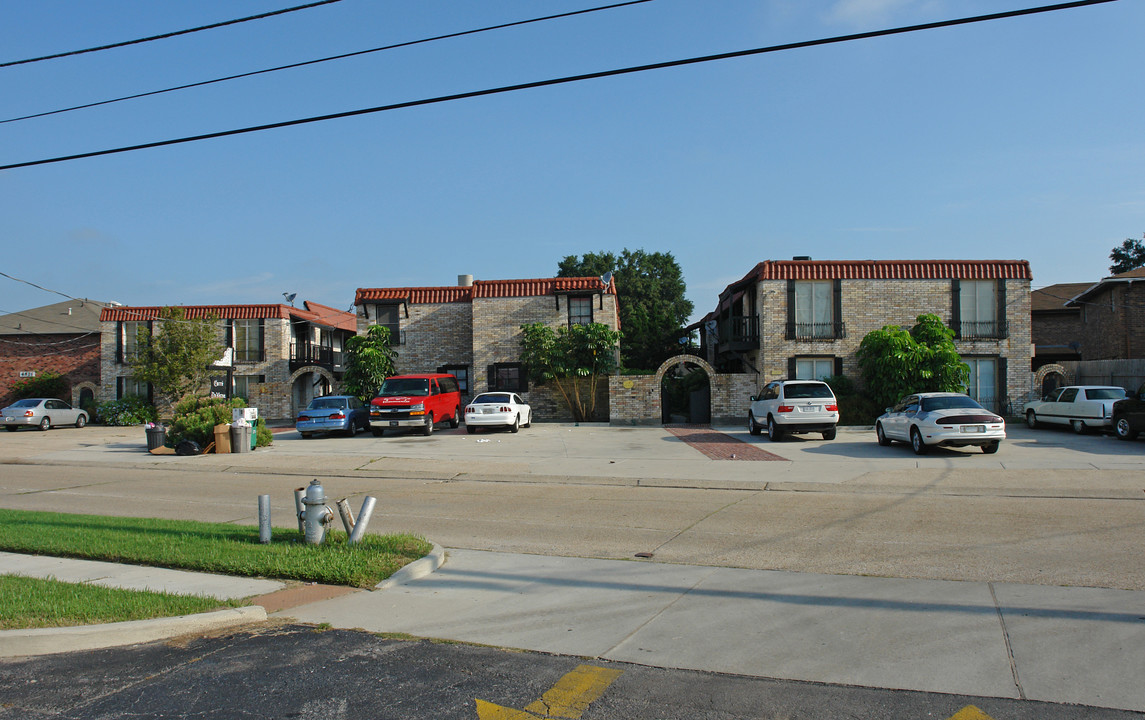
[5,422,1142,493]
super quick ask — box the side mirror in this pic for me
[749,395,757,402]
[885,407,893,414]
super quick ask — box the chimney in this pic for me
[458,274,473,287]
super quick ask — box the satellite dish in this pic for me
[283,292,297,306]
[600,271,613,288]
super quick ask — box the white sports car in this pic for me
[876,392,1005,455]
[464,392,532,434]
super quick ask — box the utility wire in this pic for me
[0,0,1119,172]
[1,0,656,125]
[0,0,345,69]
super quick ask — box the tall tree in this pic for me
[341,324,398,402]
[1109,234,1145,275]
[519,321,620,422]
[557,249,693,371]
[129,307,223,407]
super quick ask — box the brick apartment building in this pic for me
[99,301,356,420]
[694,259,1033,414]
[354,275,620,420]
[0,299,105,410]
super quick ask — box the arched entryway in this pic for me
[289,366,336,418]
[72,381,97,413]
[656,355,713,424]
[1034,363,1072,401]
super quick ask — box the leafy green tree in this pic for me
[519,321,621,422]
[557,249,693,371]
[129,307,223,407]
[856,314,969,412]
[1109,234,1145,274]
[341,324,398,402]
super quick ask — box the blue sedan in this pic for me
[296,396,369,438]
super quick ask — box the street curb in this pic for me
[376,543,446,590]
[0,606,267,658]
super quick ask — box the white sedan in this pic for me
[1023,385,1126,434]
[876,392,1005,455]
[464,393,531,434]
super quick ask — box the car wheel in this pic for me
[981,441,1000,454]
[1114,416,1138,441]
[523,411,531,428]
[75,415,87,429]
[1025,411,1038,429]
[766,416,783,441]
[422,413,434,436]
[39,417,50,431]
[371,428,384,437]
[5,426,17,432]
[876,422,892,447]
[748,412,762,436]
[510,415,519,433]
[910,427,928,455]
[345,422,356,437]
[300,432,313,439]
[467,426,477,435]
[449,408,460,429]
[1071,419,1087,435]
[822,427,836,441]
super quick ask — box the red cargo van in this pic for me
[369,373,462,437]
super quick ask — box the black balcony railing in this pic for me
[290,342,343,370]
[958,320,1008,340]
[717,315,760,350]
[787,320,846,340]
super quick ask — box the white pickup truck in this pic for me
[1023,385,1127,434]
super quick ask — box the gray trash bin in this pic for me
[145,426,166,451]
[229,425,252,453]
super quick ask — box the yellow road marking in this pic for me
[476,664,623,720]
[949,706,997,720]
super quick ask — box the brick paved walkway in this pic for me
[665,425,787,461]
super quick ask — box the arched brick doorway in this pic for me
[656,355,714,424]
[288,365,336,418]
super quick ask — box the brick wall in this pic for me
[608,356,755,426]
[0,334,101,408]
[397,303,473,375]
[1079,284,1145,360]
[748,277,1032,412]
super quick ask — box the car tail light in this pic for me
[465,406,474,414]
[826,404,838,412]
[330,412,345,420]
[777,405,794,413]
[501,406,511,412]
[297,415,309,422]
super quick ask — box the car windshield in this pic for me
[920,396,982,411]
[378,378,429,397]
[307,398,347,410]
[473,394,511,405]
[784,383,833,399]
[1085,388,1126,400]
[8,399,40,408]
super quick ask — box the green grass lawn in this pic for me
[0,508,434,629]
[0,575,242,630]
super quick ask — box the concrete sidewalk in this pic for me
[4,549,1142,713]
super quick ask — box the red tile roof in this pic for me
[100,302,356,331]
[740,260,1032,282]
[355,277,615,305]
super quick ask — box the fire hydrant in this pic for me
[299,479,334,545]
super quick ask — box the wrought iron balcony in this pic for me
[290,342,343,372]
[717,315,760,352]
[958,320,1009,340]
[787,321,846,341]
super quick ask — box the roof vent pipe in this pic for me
[792,256,812,261]
[458,274,473,287]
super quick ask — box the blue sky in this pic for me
[1,0,1140,322]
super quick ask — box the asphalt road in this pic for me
[1,625,1140,720]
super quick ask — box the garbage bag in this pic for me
[175,439,202,456]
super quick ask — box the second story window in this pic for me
[374,304,402,344]
[568,296,593,326]
[957,280,1006,339]
[231,319,264,363]
[120,321,148,362]
[788,280,842,339]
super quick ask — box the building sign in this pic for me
[19,371,36,378]
[209,376,228,399]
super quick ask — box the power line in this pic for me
[0,0,345,69]
[1,0,655,125]
[0,0,1118,172]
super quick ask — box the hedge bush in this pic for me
[95,396,158,426]
[168,396,272,449]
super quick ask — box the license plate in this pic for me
[482,408,495,414]
[962,425,985,433]
[800,406,820,413]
